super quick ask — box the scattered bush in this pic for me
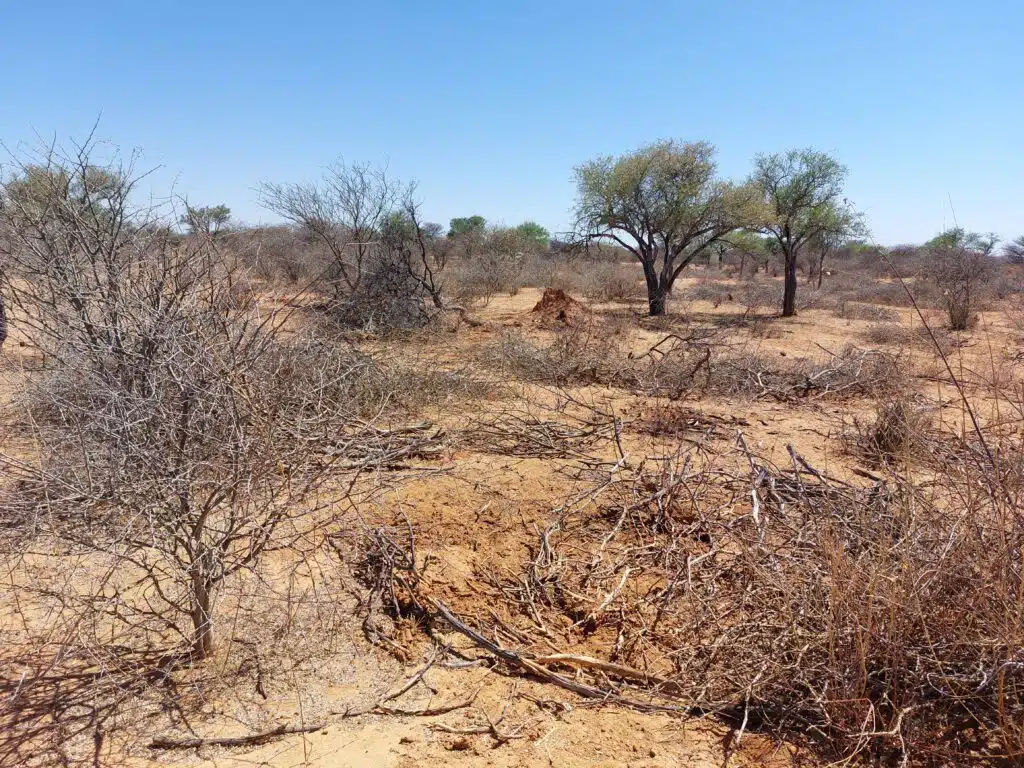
[228,225,329,285]
[794,287,837,311]
[707,345,908,401]
[677,279,735,305]
[446,252,526,304]
[738,280,781,316]
[861,321,954,354]
[749,316,782,338]
[505,431,1024,764]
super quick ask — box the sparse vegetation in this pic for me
[2,128,1024,768]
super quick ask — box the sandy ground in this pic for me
[4,271,1021,768]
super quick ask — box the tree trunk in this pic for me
[190,564,215,659]
[641,259,666,316]
[782,252,798,317]
[648,289,666,316]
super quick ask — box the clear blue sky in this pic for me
[1,0,1021,244]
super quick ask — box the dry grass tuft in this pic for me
[850,397,932,462]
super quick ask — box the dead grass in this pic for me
[861,321,955,354]
[834,300,901,322]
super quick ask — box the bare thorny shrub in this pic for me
[0,136,450,764]
[485,318,908,408]
[483,325,631,387]
[258,160,470,332]
[926,245,997,331]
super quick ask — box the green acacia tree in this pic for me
[925,227,998,255]
[514,221,550,250]
[750,149,863,316]
[573,139,755,316]
[447,215,486,238]
[179,203,231,236]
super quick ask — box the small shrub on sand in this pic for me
[852,397,931,462]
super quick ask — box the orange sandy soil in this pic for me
[3,270,1022,768]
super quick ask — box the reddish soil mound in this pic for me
[531,288,591,327]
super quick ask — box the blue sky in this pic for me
[1,0,1021,244]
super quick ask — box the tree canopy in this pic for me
[447,215,486,238]
[573,139,755,315]
[514,221,550,249]
[925,227,998,255]
[750,149,864,315]
[179,204,231,235]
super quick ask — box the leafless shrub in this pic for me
[580,261,639,302]
[926,246,996,330]
[258,160,408,296]
[620,332,718,399]
[228,224,329,284]
[463,396,617,459]
[0,136,450,746]
[825,273,923,308]
[737,279,780,316]
[676,279,735,305]
[795,286,838,311]
[486,326,906,407]
[0,281,435,657]
[1001,236,1024,265]
[818,270,875,296]
[991,269,1024,299]
[446,252,525,305]
[707,345,908,402]
[748,316,782,338]
[382,359,496,413]
[629,402,748,441]
[467,423,1024,764]
[0,135,233,370]
[258,165,467,332]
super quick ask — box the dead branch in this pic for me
[149,722,328,750]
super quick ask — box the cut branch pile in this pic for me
[708,344,907,402]
[462,403,617,459]
[372,424,1024,765]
